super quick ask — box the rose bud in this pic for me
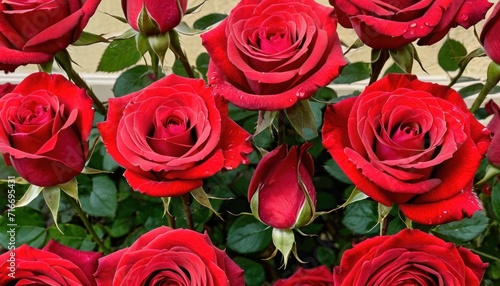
[0,72,94,186]
[485,100,500,167]
[248,144,316,229]
[481,1,500,64]
[122,0,188,35]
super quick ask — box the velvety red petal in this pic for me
[124,169,202,197]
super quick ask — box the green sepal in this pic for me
[136,33,150,57]
[138,5,160,35]
[316,187,368,217]
[16,184,44,207]
[285,100,317,139]
[38,58,54,73]
[378,203,393,235]
[59,178,79,204]
[190,187,223,220]
[0,177,29,185]
[271,228,295,268]
[175,22,205,36]
[148,32,170,66]
[389,44,415,74]
[476,164,500,186]
[81,167,113,174]
[253,111,277,138]
[185,0,206,15]
[44,186,62,233]
[161,197,173,218]
[249,189,261,222]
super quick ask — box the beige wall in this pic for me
[9,0,498,80]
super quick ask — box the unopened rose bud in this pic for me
[122,0,188,35]
[248,144,316,229]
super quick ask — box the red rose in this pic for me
[481,2,500,63]
[98,74,253,197]
[248,144,316,229]
[485,100,500,167]
[330,0,492,49]
[0,72,94,186]
[322,74,490,225]
[201,0,346,111]
[0,82,16,97]
[94,226,244,286]
[121,0,187,35]
[274,266,334,286]
[0,240,102,285]
[333,229,487,285]
[0,0,101,72]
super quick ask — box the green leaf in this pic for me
[333,62,370,84]
[234,257,265,286]
[314,87,337,101]
[193,13,227,30]
[113,65,162,97]
[316,246,336,268]
[80,175,117,217]
[438,38,467,72]
[0,207,46,248]
[73,31,108,46]
[227,215,272,254]
[196,52,210,80]
[47,224,95,250]
[97,37,142,72]
[342,199,379,235]
[285,100,317,140]
[432,211,489,244]
[324,159,352,184]
[253,111,277,138]
[491,183,500,220]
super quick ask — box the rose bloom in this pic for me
[98,74,253,197]
[0,0,102,72]
[481,1,500,64]
[94,226,244,285]
[0,82,16,97]
[485,100,500,167]
[201,0,346,111]
[274,265,334,286]
[0,240,102,285]
[248,144,316,229]
[322,74,490,225]
[0,72,94,186]
[333,229,487,285]
[330,0,492,49]
[122,0,187,35]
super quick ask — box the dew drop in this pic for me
[225,166,233,170]
[427,219,433,224]
[410,30,415,35]
[425,22,430,26]
[239,95,243,99]
[410,22,417,28]
[443,210,448,214]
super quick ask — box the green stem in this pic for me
[470,61,500,113]
[181,194,195,230]
[448,67,465,87]
[54,50,107,115]
[167,212,176,229]
[63,192,110,254]
[169,30,196,78]
[470,248,500,262]
[278,110,287,145]
[150,51,160,81]
[369,49,390,85]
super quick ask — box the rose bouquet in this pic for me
[1,0,500,285]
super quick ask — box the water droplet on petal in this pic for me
[443,210,448,214]
[410,30,415,35]
[425,22,430,26]
[410,22,417,28]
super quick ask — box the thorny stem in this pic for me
[55,50,107,115]
[63,192,110,254]
[182,193,195,230]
